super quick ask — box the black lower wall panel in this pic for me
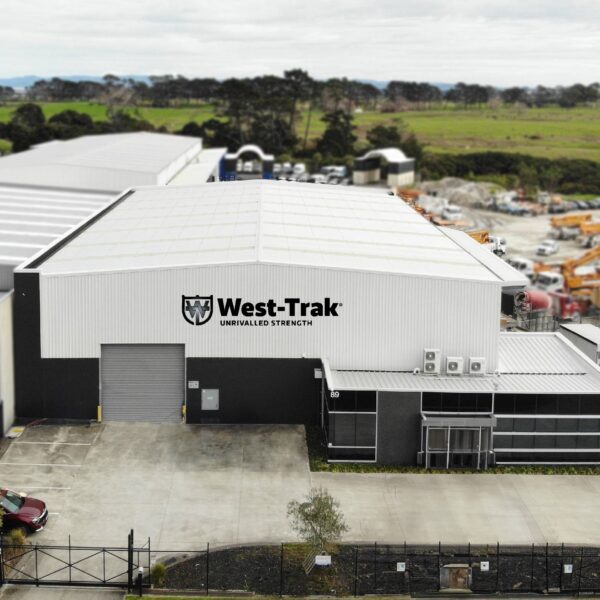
[377,391,421,465]
[14,271,98,421]
[18,358,99,421]
[186,358,321,424]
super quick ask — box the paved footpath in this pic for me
[0,587,124,600]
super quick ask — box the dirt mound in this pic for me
[421,177,504,208]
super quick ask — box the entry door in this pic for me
[101,344,184,423]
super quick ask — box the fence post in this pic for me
[279,543,284,596]
[438,542,441,592]
[127,529,134,593]
[68,534,72,585]
[530,543,535,592]
[545,542,549,593]
[354,546,359,597]
[373,542,377,594]
[577,546,584,596]
[205,542,209,595]
[496,542,500,592]
[559,542,564,592]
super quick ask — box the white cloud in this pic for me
[0,0,598,85]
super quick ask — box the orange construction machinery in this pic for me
[536,245,600,296]
[550,213,593,240]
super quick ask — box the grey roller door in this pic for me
[101,344,184,423]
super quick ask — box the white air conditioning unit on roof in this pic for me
[446,356,464,375]
[469,357,486,375]
[423,348,441,375]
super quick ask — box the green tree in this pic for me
[366,124,405,149]
[518,163,539,192]
[287,487,348,551]
[316,110,357,158]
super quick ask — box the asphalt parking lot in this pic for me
[2,423,600,548]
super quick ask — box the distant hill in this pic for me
[0,75,152,89]
[0,75,456,91]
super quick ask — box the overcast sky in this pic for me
[1,0,599,86]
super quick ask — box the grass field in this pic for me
[1,102,600,161]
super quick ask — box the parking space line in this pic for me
[0,462,83,468]
[3,486,72,490]
[13,441,92,446]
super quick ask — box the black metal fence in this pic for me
[151,542,600,596]
[3,539,600,595]
[0,529,150,590]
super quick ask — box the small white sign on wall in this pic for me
[315,554,331,567]
[396,562,406,572]
[188,380,199,389]
[480,561,490,572]
[564,564,574,574]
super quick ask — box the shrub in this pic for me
[151,562,167,588]
[8,527,27,546]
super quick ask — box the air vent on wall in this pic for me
[446,356,464,375]
[469,357,486,375]
[423,348,441,375]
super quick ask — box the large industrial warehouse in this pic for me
[11,180,600,468]
[0,131,225,434]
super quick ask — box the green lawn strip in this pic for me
[1,102,599,161]
[126,597,408,600]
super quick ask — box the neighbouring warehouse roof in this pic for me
[0,132,204,193]
[31,180,528,285]
[324,332,600,394]
[0,184,114,268]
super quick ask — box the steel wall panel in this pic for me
[39,263,500,371]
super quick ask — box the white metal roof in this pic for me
[35,180,525,283]
[559,323,600,347]
[168,148,227,186]
[0,184,114,267]
[357,147,410,163]
[0,133,202,192]
[325,332,600,394]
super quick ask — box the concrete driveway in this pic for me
[1,422,600,548]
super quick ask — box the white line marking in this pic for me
[48,512,60,516]
[0,463,83,468]
[13,441,91,446]
[2,486,72,490]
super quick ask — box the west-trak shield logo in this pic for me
[182,295,213,326]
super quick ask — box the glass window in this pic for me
[515,394,536,414]
[476,394,493,412]
[556,435,577,448]
[534,435,556,449]
[495,394,515,413]
[556,418,578,432]
[514,418,535,432]
[535,418,556,433]
[580,395,600,415]
[536,395,558,414]
[515,435,534,448]
[450,428,478,452]
[422,393,442,412]
[355,414,376,446]
[577,436,599,449]
[459,394,477,412]
[578,418,599,432]
[495,417,513,432]
[428,428,449,451]
[443,394,460,412]
[558,395,579,415]
[355,391,376,412]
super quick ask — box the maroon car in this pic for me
[0,488,48,533]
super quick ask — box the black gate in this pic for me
[0,529,150,589]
